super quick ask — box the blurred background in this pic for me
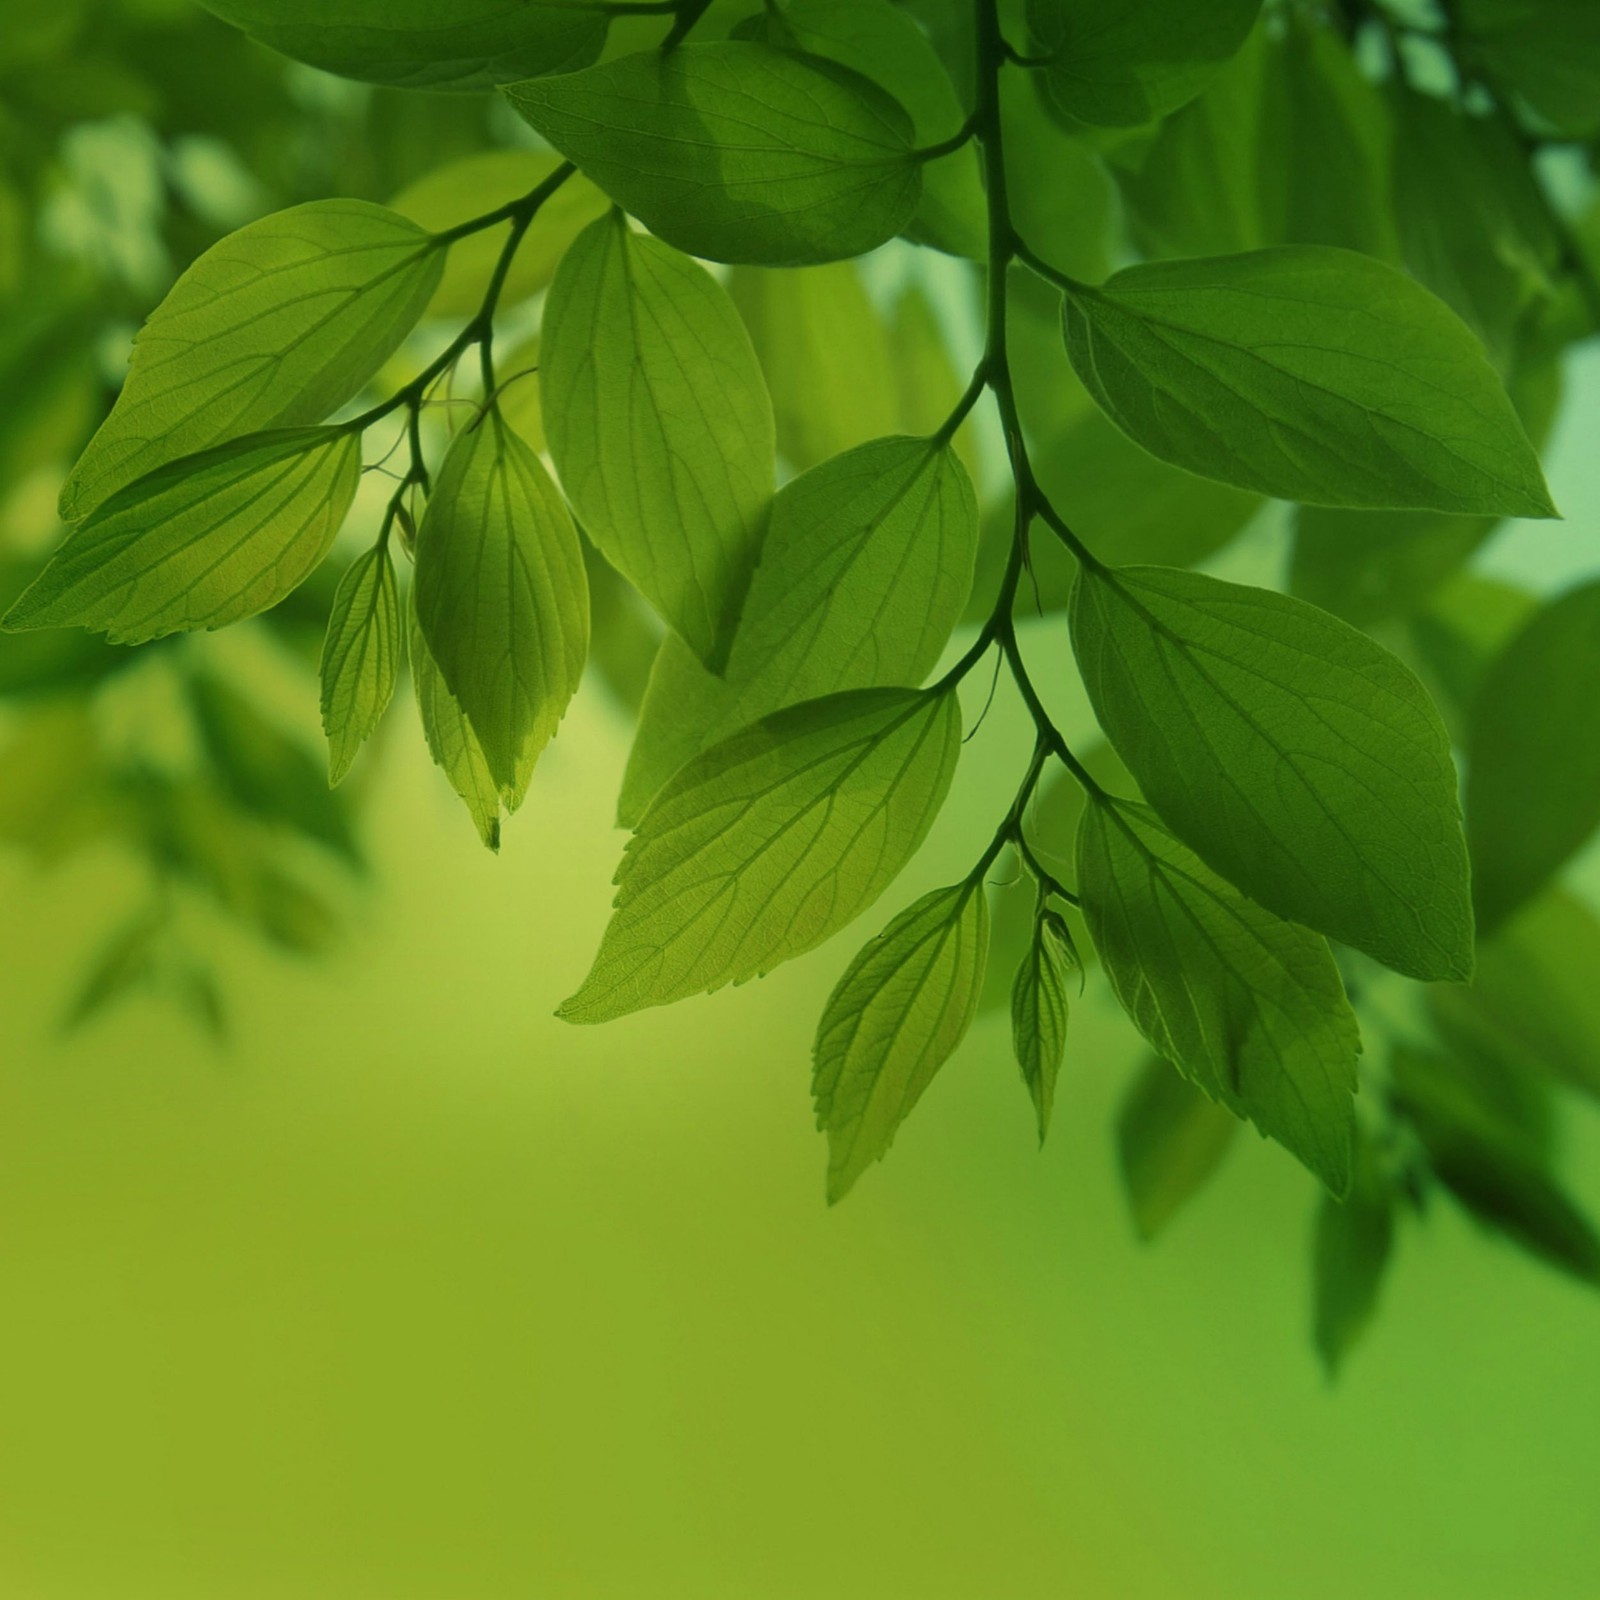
[1,2,1598,1596]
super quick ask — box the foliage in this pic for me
[4,0,1600,1372]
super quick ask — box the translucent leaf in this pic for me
[1026,0,1262,128]
[61,201,441,517]
[1116,1056,1238,1241]
[505,42,923,266]
[1078,799,1359,1194]
[813,883,988,1201]
[541,213,772,668]
[561,686,962,1024]
[6,428,360,645]
[414,409,588,798]
[320,544,401,787]
[620,436,977,824]
[1061,245,1554,516]
[1072,564,1474,982]
[199,0,608,91]
[1466,579,1600,933]
[1010,907,1074,1144]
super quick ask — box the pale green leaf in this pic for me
[813,883,988,1201]
[1027,0,1262,129]
[6,428,359,645]
[1466,579,1600,933]
[320,544,401,787]
[619,436,977,824]
[62,201,442,518]
[414,409,588,799]
[1072,564,1474,981]
[408,588,502,853]
[505,42,923,266]
[541,213,772,667]
[1061,245,1555,516]
[200,0,608,91]
[1078,799,1359,1194]
[560,686,962,1024]
[390,151,608,319]
[1010,907,1074,1144]
[1116,1056,1238,1241]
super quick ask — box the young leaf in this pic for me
[6,429,359,645]
[560,686,962,1024]
[1026,0,1262,128]
[1010,906,1074,1144]
[320,543,401,787]
[1312,1141,1396,1378]
[1466,580,1600,934]
[199,0,608,91]
[813,883,989,1202]
[541,213,773,669]
[1116,1056,1238,1241]
[1060,246,1555,517]
[504,42,923,266]
[620,436,978,823]
[1072,564,1475,982]
[1078,799,1359,1194]
[408,589,502,853]
[61,201,442,518]
[414,409,588,799]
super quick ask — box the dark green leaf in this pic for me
[813,882,989,1201]
[1026,0,1261,128]
[62,202,441,518]
[560,686,962,1024]
[1061,246,1554,516]
[1010,906,1074,1143]
[541,213,772,667]
[1467,579,1600,933]
[620,435,977,824]
[1078,798,1359,1193]
[7,429,360,645]
[1312,1137,1396,1377]
[320,544,401,787]
[1116,1055,1238,1241]
[1457,0,1600,138]
[504,42,923,266]
[1072,564,1474,981]
[414,409,588,798]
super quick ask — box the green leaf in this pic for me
[1312,1139,1396,1378]
[1393,1045,1600,1287]
[187,669,362,867]
[6,428,360,645]
[199,0,608,91]
[61,201,441,518]
[1010,906,1074,1144]
[1457,0,1600,139]
[1116,1055,1238,1241]
[1078,799,1359,1194]
[729,262,900,475]
[744,0,986,256]
[320,544,401,787]
[390,151,609,319]
[504,42,923,266]
[408,588,502,853]
[813,883,989,1202]
[1060,245,1555,516]
[1410,572,1539,722]
[541,213,772,668]
[619,435,977,823]
[1026,0,1262,128]
[62,910,164,1034]
[414,409,588,799]
[1072,564,1474,982]
[1466,580,1600,933]
[560,686,962,1024]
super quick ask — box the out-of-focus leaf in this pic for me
[60,910,163,1033]
[0,703,119,861]
[1312,1134,1397,1377]
[1456,0,1600,139]
[1116,1055,1239,1241]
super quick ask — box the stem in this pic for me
[662,0,713,49]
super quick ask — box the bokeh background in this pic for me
[2,3,1598,1597]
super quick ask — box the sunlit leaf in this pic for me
[1009,906,1074,1144]
[320,543,401,787]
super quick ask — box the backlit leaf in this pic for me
[320,544,401,787]
[1010,906,1074,1144]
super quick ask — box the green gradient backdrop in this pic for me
[2,287,1600,1600]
